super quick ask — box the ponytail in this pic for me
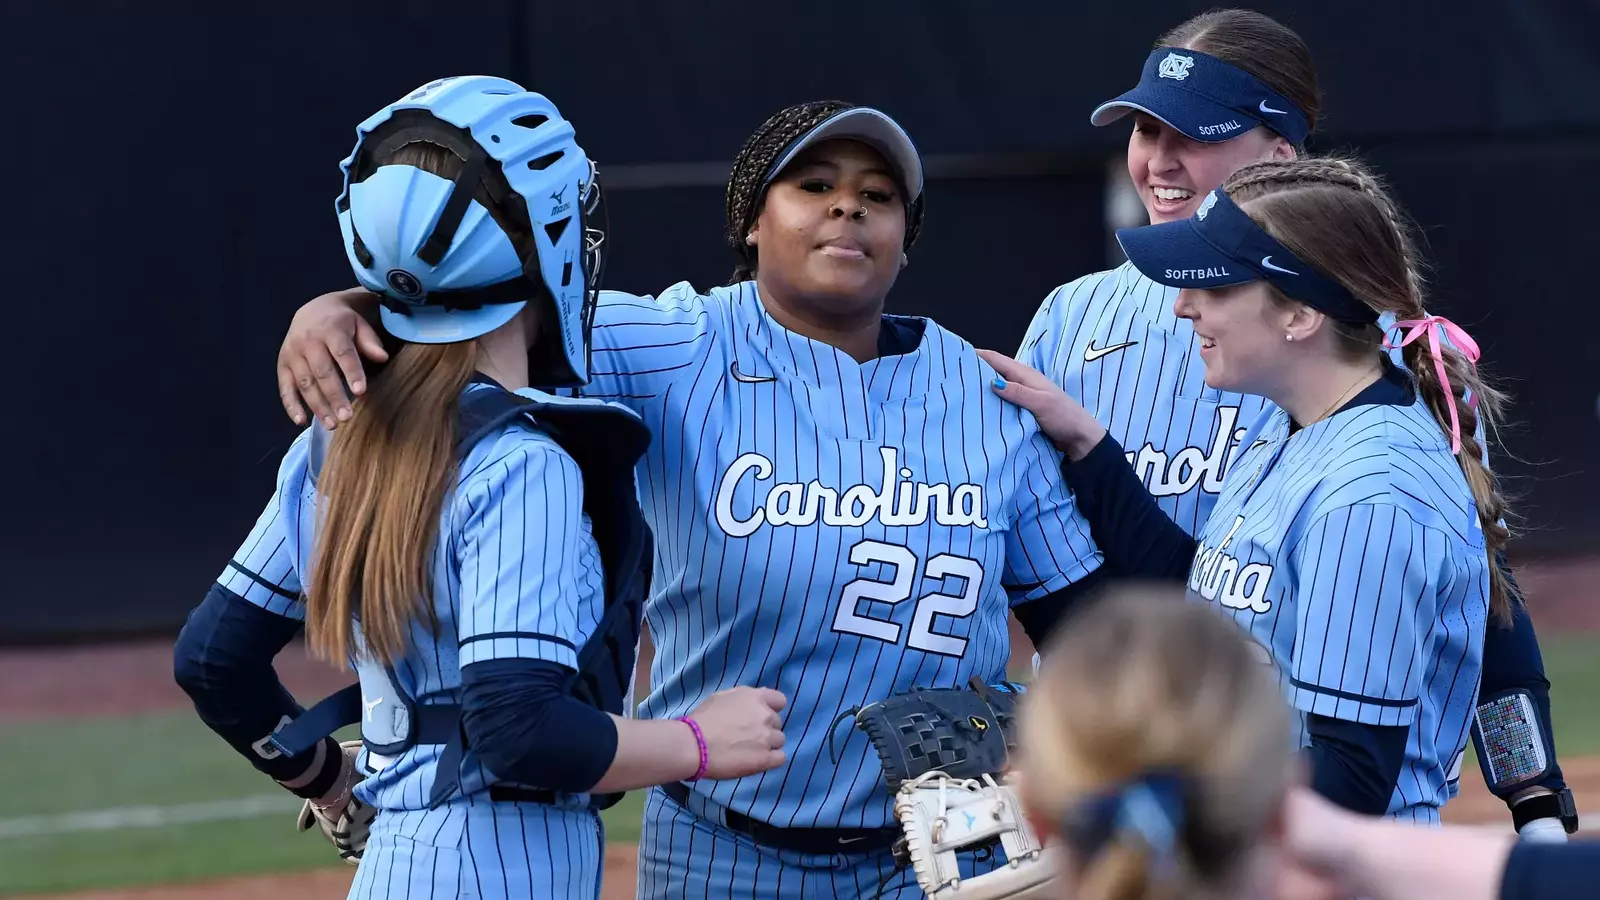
[1077,840,1172,900]
[1020,590,1292,900]
[1392,325,1515,622]
[1226,156,1518,624]
[1328,157,1516,624]
[305,341,478,666]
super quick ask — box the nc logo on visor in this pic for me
[1158,52,1195,81]
[1196,191,1219,220]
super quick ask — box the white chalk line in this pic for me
[0,794,298,839]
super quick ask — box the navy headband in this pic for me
[1116,188,1376,325]
[1091,47,1311,146]
[1060,772,1187,877]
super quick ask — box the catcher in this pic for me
[172,76,785,896]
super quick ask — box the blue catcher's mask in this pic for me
[1115,187,1376,325]
[336,76,606,387]
[1091,48,1310,146]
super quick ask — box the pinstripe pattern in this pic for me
[1016,265,1483,537]
[635,787,1001,900]
[1021,265,1487,824]
[219,435,312,619]
[1186,391,1487,823]
[584,282,1102,890]
[222,383,624,897]
[345,805,604,900]
[1018,262,1275,537]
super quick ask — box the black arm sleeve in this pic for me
[1062,434,1197,581]
[1478,553,1566,796]
[1013,567,1112,651]
[1498,842,1600,900]
[1014,434,1199,651]
[172,583,341,796]
[459,658,619,793]
[1303,713,1410,815]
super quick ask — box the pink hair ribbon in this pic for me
[1382,315,1480,454]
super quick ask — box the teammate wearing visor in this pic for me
[990,155,1505,826]
[1007,8,1574,837]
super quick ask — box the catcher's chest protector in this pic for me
[271,385,653,810]
[452,387,655,726]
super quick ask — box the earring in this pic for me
[1285,333,1294,342]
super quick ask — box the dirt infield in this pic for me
[11,852,642,900]
[3,553,1594,898]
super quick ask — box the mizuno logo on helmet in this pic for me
[550,183,572,216]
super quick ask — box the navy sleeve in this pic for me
[1479,554,1566,795]
[1013,567,1111,650]
[1304,713,1410,815]
[173,583,341,796]
[459,658,618,793]
[1062,434,1196,581]
[1498,842,1600,900]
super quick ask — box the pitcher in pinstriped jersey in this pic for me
[1015,7,1575,839]
[586,104,1105,900]
[274,101,1107,899]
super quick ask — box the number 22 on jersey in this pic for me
[832,539,984,658]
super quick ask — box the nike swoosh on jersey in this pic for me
[729,361,777,384]
[1083,340,1139,362]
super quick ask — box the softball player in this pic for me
[273,101,1104,897]
[173,77,784,900]
[1012,8,1573,836]
[1019,585,1298,900]
[990,155,1502,826]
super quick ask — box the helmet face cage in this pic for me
[575,156,607,380]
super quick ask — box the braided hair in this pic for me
[1223,157,1516,623]
[723,100,925,285]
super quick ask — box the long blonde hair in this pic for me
[1019,587,1293,900]
[304,141,528,668]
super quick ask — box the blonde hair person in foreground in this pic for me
[1017,584,1299,900]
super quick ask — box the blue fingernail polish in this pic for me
[992,377,1006,390]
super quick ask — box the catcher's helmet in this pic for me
[336,76,606,386]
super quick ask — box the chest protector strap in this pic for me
[268,384,652,812]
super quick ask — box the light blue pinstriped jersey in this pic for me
[1018,262,1276,537]
[1192,390,1488,823]
[1022,264,1490,824]
[222,383,614,815]
[1018,263,1486,535]
[583,281,1103,829]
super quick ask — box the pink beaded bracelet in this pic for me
[677,717,709,781]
